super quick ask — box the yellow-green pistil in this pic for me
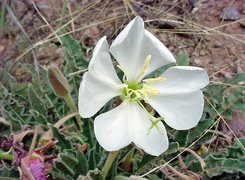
[120,81,143,102]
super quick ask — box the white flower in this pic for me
[78,16,209,156]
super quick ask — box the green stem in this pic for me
[0,1,7,27]
[122,148,135,172]
[100,151,118,180]
[59,0,67,27]
[0,149,13,161]
[63,93,81,130]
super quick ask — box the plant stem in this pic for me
[0,1,7,27]
[122,148,135,172]
[0,149,13,161]
[59,0,67,27]
[63,93,81,130]
[101,151,118,180]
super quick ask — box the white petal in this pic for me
[140,30,176,80]
[149,90,204,130]
[78,71,120,118]
[94,102,131,151]
[110,16,144,81]
[89,36,121,84]
[110,16,175,81]
[94,101,168,155]
[78,37,122,118]
[153,66,209,94]
[131,104,169,156]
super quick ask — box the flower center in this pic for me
[119,55,165,103]
[119,78,164,103]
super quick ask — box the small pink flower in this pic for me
[29,158,46,180]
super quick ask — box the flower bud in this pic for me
[48,65,70,97]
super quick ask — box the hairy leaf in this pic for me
[28,84,47,124]
[204,155,245,177]
[52,150,78,179]
[48,123,72,151]
[175,119,214,147]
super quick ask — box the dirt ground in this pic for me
[0,0,244,81]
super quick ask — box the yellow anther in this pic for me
[138,89,150,103]
[142,84,159,96]
[143,77,166,84]
[137,55,151,80]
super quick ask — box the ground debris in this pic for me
[220,7,241,21]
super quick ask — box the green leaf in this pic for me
[82,118,95,148]
[175,119,214,147]
[60,33,88,73]
[146,53,189,78]
[204,155,245,177]
[17,63,37,76]
[146,63,175,79]
[138,142,179,170]
[176,54,189,66]
[0,84,27,129]
[28,84,47,124]
[226,138,245,158]
[164,142,180,155]
[52,150,78,179]
[205,73,245,121]
[28,84,46,115]
[0,166,19,179]
[188,139,245,177]
[174,130,190,147]
[48,123,72,151]
[59,33,88,100]
[76,169,101,180]
[225,72,245,84]
[9,81,28,100]
[74,150,88,177]
[187,119,214,144]
[87,142,106,170]
[0,61,16,88]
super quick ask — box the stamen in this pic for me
[137,55,151,80]
[143,77,166,84]
[138,90,150,103]
[142,84,159,96]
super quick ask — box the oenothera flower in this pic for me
[79,16,209,156]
